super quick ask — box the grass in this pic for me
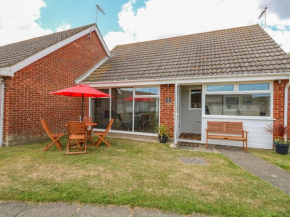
[0,138,289,217]
[251,149,290,172]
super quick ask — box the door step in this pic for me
[178,142,199,147]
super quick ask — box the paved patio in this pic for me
[0,202,203,217]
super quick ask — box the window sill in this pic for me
[202,115,275,121]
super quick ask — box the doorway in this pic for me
[178,85,202,142]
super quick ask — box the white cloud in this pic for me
[0,0,71,47]
[56,23,71,32]
[104,0,290,53]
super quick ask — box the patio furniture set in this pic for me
[41,84,115,155]
[41,117,114,155]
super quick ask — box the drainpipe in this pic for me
[284,74,290,140]
[0,78,4,147]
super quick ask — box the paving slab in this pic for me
[17,203,77,217]
[75,205,130,217]
[0,202,30,217]
[132,207,183,217]
[218,148,290,195]
[178,145,220,154]
[179,157,208,165]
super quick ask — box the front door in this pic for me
[179,85,202,141]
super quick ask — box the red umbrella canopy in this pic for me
[50,84,111,98]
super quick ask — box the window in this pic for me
[111,88,133,131]
[91,89,110,129]
[207,84,234,92]
[135,87,159,96]
[239,83,269,91]
[134,98,159,133]
[91,86,159,134]
[190,88,202,109]
[205,82,271,117]
[225,96,239,110]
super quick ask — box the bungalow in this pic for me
[77,24,290,150]
[1,23,290,149]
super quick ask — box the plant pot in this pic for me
[159,135,168,143]
[275,143,289,155]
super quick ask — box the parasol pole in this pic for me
[81,93,84,121]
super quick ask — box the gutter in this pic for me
[284,73,290,140]
[0,78,4,146]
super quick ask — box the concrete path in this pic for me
[0,202,203,217]
[218,148,290,195]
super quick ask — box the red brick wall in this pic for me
[273,80,290,139]
[3,31,107,145]
[160,84,175,137]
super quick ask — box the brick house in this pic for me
[0,24,110,146]
[1,24,290,149]
[78,24,290,150]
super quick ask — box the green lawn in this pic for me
[251,149,290,172]
[0,138,289,217]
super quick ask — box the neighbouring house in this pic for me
[1,24,290,149]
[77,24,290,150]
[0,23,110,146]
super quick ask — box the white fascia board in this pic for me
[0,26,111,77]
[75,57,109,83]
[0,67,13,77]
[94,28,111,57]
[80,72,290,88]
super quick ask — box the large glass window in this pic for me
[111,88,133,131]
[134,98,159,133]
[91,89,110,129]
[205,94,270,116]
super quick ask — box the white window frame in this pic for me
[188,86,202,110]
[203,81,273,119]
[90,85,160,136]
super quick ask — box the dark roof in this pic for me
[84,24,290,82]
[0,23,96,68]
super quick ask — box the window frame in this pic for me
[188,86,202,110]
[204,81,273,119]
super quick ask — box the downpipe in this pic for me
[284,74,290,140]
[0,78,4,147]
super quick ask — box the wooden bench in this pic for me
[205,121,249,152]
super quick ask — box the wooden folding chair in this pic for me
[41,118,64,151]
[66,122,87,155]
[95,119,114,147]
[84,116,95,146]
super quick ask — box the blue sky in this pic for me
[38,0,146,37]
